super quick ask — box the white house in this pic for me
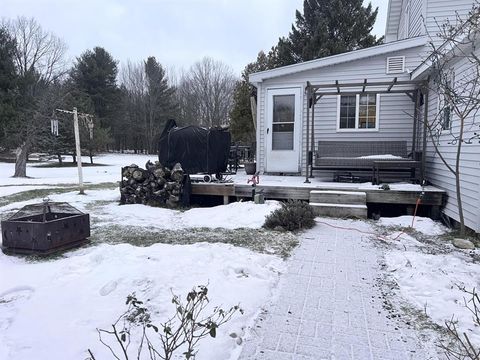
[249,0,480,233]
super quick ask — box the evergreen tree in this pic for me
[0,26,18,148]
[70,47,120,129]
[144,56,177,152]
[274,0,382,67]
[229,51,271,145]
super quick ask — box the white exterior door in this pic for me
[265,87,302,172]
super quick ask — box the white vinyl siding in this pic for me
[425,47,480,233]
[256,45,424,177]
[425,0,474,46]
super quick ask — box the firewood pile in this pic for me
[120,161,185,207]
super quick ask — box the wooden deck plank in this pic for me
[191,183,235,196]
[192,182,445,206]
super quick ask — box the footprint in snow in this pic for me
[99,280,118,296]
[0,286,35,304]
[0,286,35,331]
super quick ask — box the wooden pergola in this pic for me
[304,78,429,183]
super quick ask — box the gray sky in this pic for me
[2,0,390,77]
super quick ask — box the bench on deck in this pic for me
[313,141,420,183]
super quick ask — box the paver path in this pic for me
[240,219,440,360]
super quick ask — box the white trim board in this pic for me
[249,36,427,84]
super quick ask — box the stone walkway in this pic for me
[240,219,439,360]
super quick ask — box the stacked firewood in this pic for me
[120,161,185,207]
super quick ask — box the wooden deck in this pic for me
[191,175,445,207]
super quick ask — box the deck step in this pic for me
[309,190,367,205]
[309,202,368,218]
[309,190,367,218]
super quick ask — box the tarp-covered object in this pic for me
[158,119,231,175]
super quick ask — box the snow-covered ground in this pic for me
[1,154,479,358]
[0,154,154,187]
[0,154,288,360]
[0,243,285,360]
[380,216,480,347]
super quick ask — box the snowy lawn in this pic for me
[0,154,299,360]
[377,216,480,347]
[0,243,285,360]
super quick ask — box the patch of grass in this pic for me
[0,182,118,207]
[32,162,107,168]
[90,225,299,259]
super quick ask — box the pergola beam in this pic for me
[311,79,426,90]
[362,79,367,92]
[307,90,417,96]
[386,77,398,92]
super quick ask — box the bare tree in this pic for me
[121,60,148,152]
[425,3,480,237]
[177,57,237,127]
[8,17,67,84]
[119,58,177,153]
[3,16,67,177]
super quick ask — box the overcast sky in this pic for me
[2,0,390,77]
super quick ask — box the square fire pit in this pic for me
[1,201,90,255]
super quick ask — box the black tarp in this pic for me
[158,119,231,175]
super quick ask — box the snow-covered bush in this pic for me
[264,200,316,231]
[439,287,480,360]
[89,285,242,360]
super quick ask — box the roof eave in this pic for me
[249,36,428,84]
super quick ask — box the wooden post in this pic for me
[73,107,85,194]
[310,94,315,178]
[411,90,419,156]
[250,95,257,132]
[422,87,429,183]
[304,84,311,183]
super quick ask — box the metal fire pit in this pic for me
[1,200,90,255]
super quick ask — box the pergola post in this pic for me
[421,86,429,183]
[310,94,315,178]
[411,89,419,156]
[304,83,311,183]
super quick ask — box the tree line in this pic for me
[0,0,381,177]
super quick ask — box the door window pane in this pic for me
[272,95,295,150]
[272,123,294,150]
[273,95,295,123]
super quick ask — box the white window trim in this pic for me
[336,94,380,132]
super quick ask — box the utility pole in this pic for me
[54,108,94,195]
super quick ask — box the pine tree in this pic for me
[274,0,382,67]
[0,26,18,148]
[144,56,177,152]
[70,47,120,129]
[229,51,271,144]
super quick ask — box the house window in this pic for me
[337,94,379,131]
[438,71,455,130]
[359,94,377,129]
[339,95,356,129]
